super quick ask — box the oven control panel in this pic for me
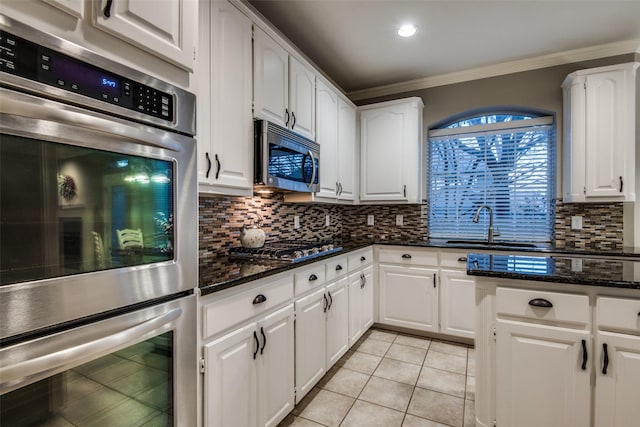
[0,31,173,122]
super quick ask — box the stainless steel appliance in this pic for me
[254,119,320,192]
[0,15,197,426]
[229,241,342,263]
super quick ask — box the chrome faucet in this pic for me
[473,205,495,243]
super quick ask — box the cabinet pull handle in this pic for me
[260,327,266,355]
[252,294,267,305]
[433,273,436,288]
[581,339,588,370]
[309,274,318,282]
[360,273,365,288]
[339,182,343,195]
[103,0,114,18]
[402,254,412,259]
[327,291,333,310]
[403,185,407,198]
[336,182,340,195]
[205,152,212,178]
[323,293,328,312]
[335,264,343,271]
[602,343,609,375]
[528,298,553,308]
[285,108,290,127]
[360,256,366,262]
[291,111,296,129]
[458,257,468,262]
[619,176,623,193]
[253,331,259,360]
[214,154,221,179]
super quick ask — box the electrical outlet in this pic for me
[571,215,583,230]
[396,215,404,226]
[294,215,300,229]
[325,214,330,227]
[571,258,583,272]
[367,214,374,226]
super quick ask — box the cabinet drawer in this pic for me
[294,263,326,295]
[497,287,590,326]
[203,276,293,339]
[348,248,373,272]
[440,251,472,269]
[597,296,640,334]
[378,247,438,266]
[325,255,348,282]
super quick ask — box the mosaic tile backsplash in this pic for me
[198,194,624,260]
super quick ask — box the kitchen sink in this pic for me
[445,240,538,248]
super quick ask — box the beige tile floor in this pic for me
[279,328,475,427]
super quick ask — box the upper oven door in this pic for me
[0,88,197,341]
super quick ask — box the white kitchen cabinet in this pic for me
[440,269,476,339]
[326,277,350,367]
[198,0,253,195]
[496,319,591,427]
[379,264,439,332]
[594,296,640,427]
[359,97,424,203]
[562,62,639,202]
[254,27,315,140]
[348,266,374,346]
[315,79,340,199]
[337,97,357,201]
[93,0,196,71]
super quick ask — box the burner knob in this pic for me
[311,247,319,254]
[327,244,334,250]
[294,251,303,258]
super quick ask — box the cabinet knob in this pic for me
[309,274,318,281]
[360,256,366,262]
[252,294,267,305]
[458,257,468,262]
[402,254,412,259]
[335,264,343,271]
[528,298,553,308]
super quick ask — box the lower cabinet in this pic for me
[439,269,476,339]
[378,264,438,332]
[294,277,350,403]
[348,266,374,346]
[496,319,591,427]
[204,304,294,427]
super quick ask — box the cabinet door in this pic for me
[378,264,438,332]
[361,266,374,331]
[360,105,406,201]
[204,322,257,427]
[289,57,315,140]
[326,278,349,368]
[202,0,253,191]
[496,319,591,427]
[93,0,196,71]
[337,98,356,201]
[294,287,327,403]
[584,69,627,198]
[254,27,289,127]
[257,305,295,427]
[594,331,640,427]
[315,80,339,199]
[439,269,476,339]
[348,271,364,346]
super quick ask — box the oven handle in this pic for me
[307,150,317,188]
[0,308,181,389]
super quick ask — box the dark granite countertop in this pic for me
[199,240,640,296]
[466,253,640,290]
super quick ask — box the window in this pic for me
[427,112,556,242]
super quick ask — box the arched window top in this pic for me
[443,113,539,129]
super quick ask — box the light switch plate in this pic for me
[571,258,583,272]
[571,216,583,230]
[396,215,403,226]
[294,216,300,229]
[325,215,330,227]
[367,215,374,226]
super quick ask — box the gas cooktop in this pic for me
[228,241,342,263]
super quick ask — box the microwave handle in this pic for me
[307,150,317,188]
[0,308,181,390]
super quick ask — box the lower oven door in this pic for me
[0,293,196,427]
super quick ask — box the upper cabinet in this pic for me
[562,62,638,203]
[337,97,357,201]
[254,27,315,141]
[197,0,253,196]
[93,0,197,72]
[359,97,424,203]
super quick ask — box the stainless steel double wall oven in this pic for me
[0,15,197,426]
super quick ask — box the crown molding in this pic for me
[348,39,640,101]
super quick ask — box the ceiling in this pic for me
[247,1,640,97]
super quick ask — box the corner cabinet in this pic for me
[359,97,424,203]
[253,26,315,141]
[197,0,254,196]
[93,0,196,72]
[562,62,639,202]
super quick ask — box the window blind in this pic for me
[427,116,555,242]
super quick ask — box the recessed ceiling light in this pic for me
[398,24,417,37]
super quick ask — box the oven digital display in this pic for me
[52,56,122,97]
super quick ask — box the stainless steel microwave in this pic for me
[254,119,319,192]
